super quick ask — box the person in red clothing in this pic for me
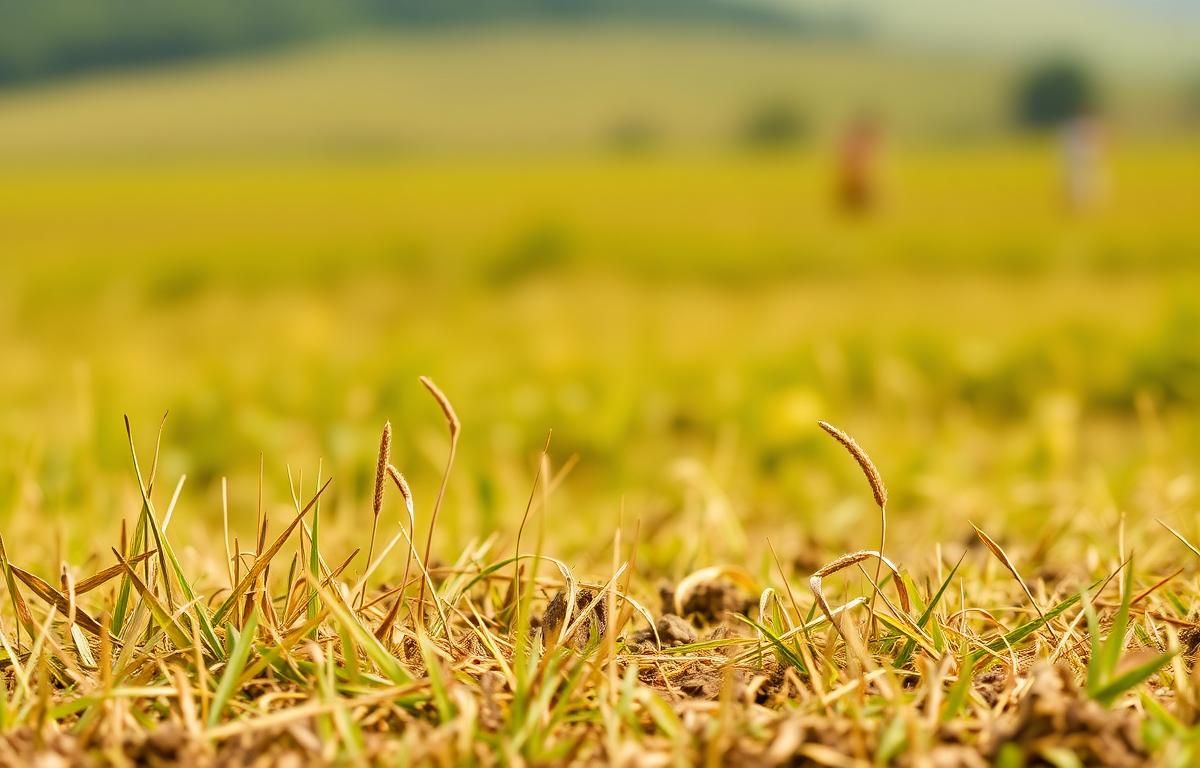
[836,111,883,215]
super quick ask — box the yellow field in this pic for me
[2,30,1200,765]
[4,142,1199,567]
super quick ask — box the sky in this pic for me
[768,0,1200,76]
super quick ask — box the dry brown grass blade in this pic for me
[374,578,410,643]
[808,550,909,638]
[818,420,889,638]
[420,375,461,435]
[970,522,1059,645]
[0,535,36,641]
[326,549,361,586]
[75,550,157,594]
[512,431,553,628]
[111,548,193,650]
[8,564,105,636]
[205,681,428,740]
[416,376,459,630]
[212,476,333,626]
[371,464,416,642]
[1157,519,1200,560]
[1132,567,1183,607]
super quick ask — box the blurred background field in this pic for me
[2,2,1199,585]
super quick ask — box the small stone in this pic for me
[629,613,698,650]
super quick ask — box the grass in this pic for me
[2,27,1200,765]
[2,397,1199,764]
[2,149,1199,764]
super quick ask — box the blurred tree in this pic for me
[738,99,810,150]
[1186,73,1200,127]
[1014,59,1099,129]
[606,115,661,153]
[0,0,808,86]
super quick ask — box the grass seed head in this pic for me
[818,420,887,509]
[373,421,392,517]
[420,376,460,436]
[387,464,414,516]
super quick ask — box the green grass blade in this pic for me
[208,608,260,727]
[735,615,807,673]
[211,477,332,626]
[970,590,1088,663]
[417,631,454,722]
[308,495,321,625]
[1096,558,1134,684]
[1090,649,1177,707]
[308,574,412,686]
[1082,586,1103,695]
[112,549,191,650]
[942,654,976,722]
[895,553,965,669]
[124,472,223,660]
[111,512,147,637]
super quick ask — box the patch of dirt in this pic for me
[658,581,754,625]
[745,663,788,705]
[541,587,608,649]
[125,725,210,766]
[629,613,697,652]
[974,664,1011,707]
[0,729,95,768]
[983,663,1148,767]
[676,669,723,699]
[1178,624,1200,655]
[478,671,505,732]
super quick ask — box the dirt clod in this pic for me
[984,663,1148,767]
[659,580,753,625]
[974,664,1010,707]
[542,587,608,649]
[630,613,698,652]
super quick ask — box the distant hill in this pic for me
[0,0,833,87]
[0,28,1017,161]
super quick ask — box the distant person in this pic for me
[1060,112,1109,212]
[836,112,882,215]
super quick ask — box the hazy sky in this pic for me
[769,0,1200,75]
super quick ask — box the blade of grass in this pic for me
[7,564,104,636]
[1091,650,1178,706]
[895,553,965,669]
[75,551,156,594]
[121,433,224,659]
[211,477,332,626]
[971,522,1058,645]
[111,549,191,651]
[942,654,976,722]
[735,616,807,673]
[970,586,1097,663]
[306,573,412,686]
[1096,558,1135,681]
[207,608,260,727]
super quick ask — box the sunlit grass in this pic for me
[2,33,1200,760]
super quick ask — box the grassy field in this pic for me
[3,28,1200,766]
